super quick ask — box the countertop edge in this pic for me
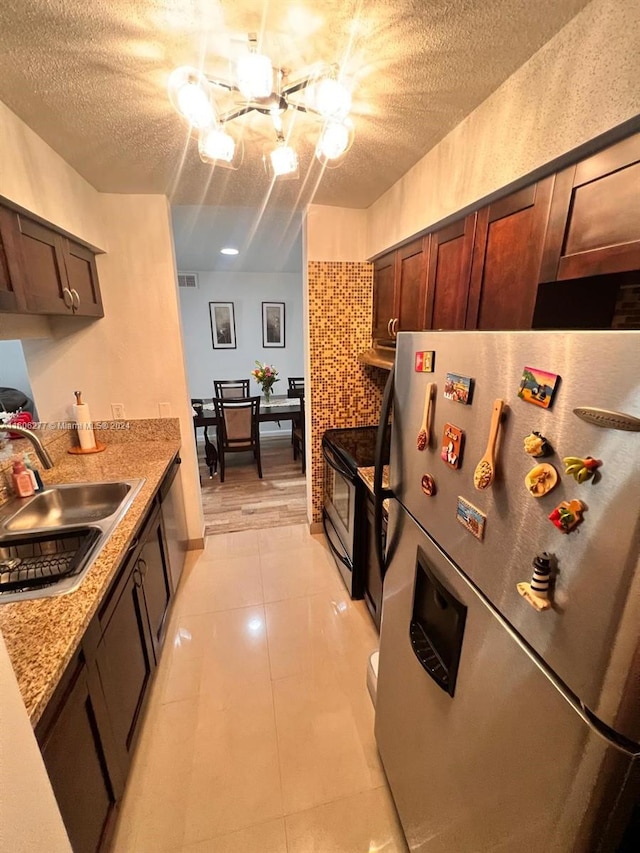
[0,440,181,725]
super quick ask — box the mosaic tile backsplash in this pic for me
[308,261,388,522]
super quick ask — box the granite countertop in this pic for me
[0,436,181,724]
[358,465,391,514]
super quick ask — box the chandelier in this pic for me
[168,33,354,178]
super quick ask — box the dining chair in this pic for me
[212,396,262,483]
[287,377,305,447]
[213,378,250,399]
[291,394,305,474]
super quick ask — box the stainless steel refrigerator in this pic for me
[374,330,640,852]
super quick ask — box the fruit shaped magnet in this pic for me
[524,463,558,498]
[523,431,552,457]
[441,423,464,469]
[548,499,585,533]
[421,474,436,496]
[517,552,553,612]
[517,367,560,409]
[562,456,602,484]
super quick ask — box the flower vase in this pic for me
[263,388,272,405]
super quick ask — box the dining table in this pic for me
[192,395,301,443]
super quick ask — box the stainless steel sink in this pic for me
[3,482,134,531]
[0,478,145,604]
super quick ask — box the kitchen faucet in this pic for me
[6,425,54,469]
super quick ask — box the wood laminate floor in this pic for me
[197,434,307,535]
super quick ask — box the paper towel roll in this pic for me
[72,402,97,450]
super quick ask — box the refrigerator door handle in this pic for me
[374,365,395,581]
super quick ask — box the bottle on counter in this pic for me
[22,452,43,492]
[12,460,35,498]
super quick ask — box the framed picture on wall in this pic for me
[209,302,236,349]
[262,302,285,348]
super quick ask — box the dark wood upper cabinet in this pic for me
[372,251,396,342]
[65,238,103,316]
[16,216,72,314]
[466,178,553,330]
[16,215,104,317]
[372,237,428,342]
[0,206,27,312]
[396,238,428,332]
[424,214,476,330]
[540,134,640,281]
[0,205,104,317]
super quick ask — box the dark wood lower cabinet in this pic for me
[36,477,176,852]
[139,512,172,659]
[363,493,386,632]
[95,558,156,774]
[37,654,116,853]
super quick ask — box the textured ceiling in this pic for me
[0,1,591,211]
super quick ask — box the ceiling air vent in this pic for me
[178,272,199,289]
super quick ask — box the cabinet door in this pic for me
[396,237,428,332]
[424,215,475,330]
[0,207,27,312]
[64,238,104,317]
[95,563,155,774]
[37,654,116,853]
[16,215,73,314]
[372,251,396,342]
[363,495,383,632]
[139,514,173,659]
[540,133,640,280]
[466,178,553,330]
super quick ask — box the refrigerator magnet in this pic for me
[415,351,435,372]
[456,497,486,541]
[517,367,560,409]
[548,499,585,533]
[441,423,464,468]
[421,474,436,496]
[443,373,473,404]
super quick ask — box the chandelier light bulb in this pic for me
[237,52,273,99]
[313,77,351,120]
[317,121,350,159]
[168,67,214,129]
[270,144,299,177]
[198,126,235,163]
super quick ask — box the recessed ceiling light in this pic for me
[220,247,239,255]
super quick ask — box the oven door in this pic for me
[322,440,356,558]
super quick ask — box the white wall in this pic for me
[366,0,640,257]
[305,205,368,262]
[180,272,304,397]
[179,272,303,437]
[0,101,203,544]
[0,632,71,852]
[0,340,36,401]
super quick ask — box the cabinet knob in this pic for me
[70,288,80,312]
[62,287,73,309]
[138,558,148,578]
[392,318,399,337]
[387,318,393,337]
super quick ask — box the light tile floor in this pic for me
[112,524,408,853]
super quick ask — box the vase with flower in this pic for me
[251,361,279,404]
